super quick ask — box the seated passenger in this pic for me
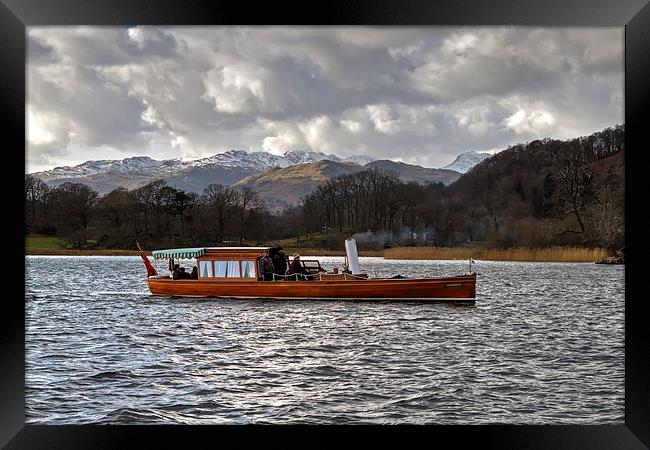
[178,267,188,279]
[190,266,198,279]
[172,264,182,280]
[288,253,312,280]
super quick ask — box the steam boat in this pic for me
[140,239,476,302]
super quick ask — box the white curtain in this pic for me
[241,260,255,278]
[214,261,228,277]
[199,260,213,277]
[226,260,241,277]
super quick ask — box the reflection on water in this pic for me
[25,256,624,424]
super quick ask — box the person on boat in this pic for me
[178,267,188,279]
[288,253,310,280]
[172,264,182,280]
[190,266,198,279]
[273,248,288,278]
[259,250,275,281]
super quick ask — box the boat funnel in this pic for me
[345,238,361,274]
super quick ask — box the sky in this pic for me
[26,26,624,173]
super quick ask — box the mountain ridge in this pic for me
[28,148,487,197]
[30,150,378,194]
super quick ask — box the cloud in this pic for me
[202,63,268,114]
[505,108,556,135]
[26,26,623,172]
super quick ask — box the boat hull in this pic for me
[146,273,476,301]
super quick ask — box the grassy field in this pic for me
[25,236,63,250]
[25,236,124,255]
[272,229,351,247]
[384,246,609,262]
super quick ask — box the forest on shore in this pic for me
[25,125,624,255]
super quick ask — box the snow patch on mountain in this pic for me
[442,151,492,173]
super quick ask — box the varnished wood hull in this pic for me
[146,273,476,301]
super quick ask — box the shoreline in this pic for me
[25,246,615,262]
[24,248,381,257]
[26,248,147,256]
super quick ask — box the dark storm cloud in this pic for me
[27,26,623,172]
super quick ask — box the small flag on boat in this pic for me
[137,241,157,277]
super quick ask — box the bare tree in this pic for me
[234,187,257,244]
[203,184,237,243]
[25,175,51,233]
[549,142,594,243]
[51,182,98,248]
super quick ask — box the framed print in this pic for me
[3,0,648,447]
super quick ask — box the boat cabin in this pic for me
[151,246,323,281]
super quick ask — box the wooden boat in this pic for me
[140,243,476,302]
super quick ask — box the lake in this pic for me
[25,256,624,424]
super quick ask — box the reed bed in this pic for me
[384,246,609,262]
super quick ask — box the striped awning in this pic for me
[152,247,205,260]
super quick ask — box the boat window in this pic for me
[241,260,256,278]
[214,260,228,277]
[302,260,321,270]
[226,260,241,277]
[199,260,213,277]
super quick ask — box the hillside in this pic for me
[444,124,625,248]
[365,160,460,185]
[234,160,364,209]
[235,159,462,209]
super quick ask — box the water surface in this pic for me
[25,256,624,424]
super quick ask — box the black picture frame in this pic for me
[3,0,648,447]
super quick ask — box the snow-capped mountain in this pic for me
[29,150,378,194]
[441,151,492,174]
[36,156,184,179]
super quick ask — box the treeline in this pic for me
[301,168,444,237]
[25,178,296,249]
[298,124,624,250]
[25,125,624,252]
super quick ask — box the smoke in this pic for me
[350,227,437,248]
[350,230,393,248]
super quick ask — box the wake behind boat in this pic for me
[140,239,476,302]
